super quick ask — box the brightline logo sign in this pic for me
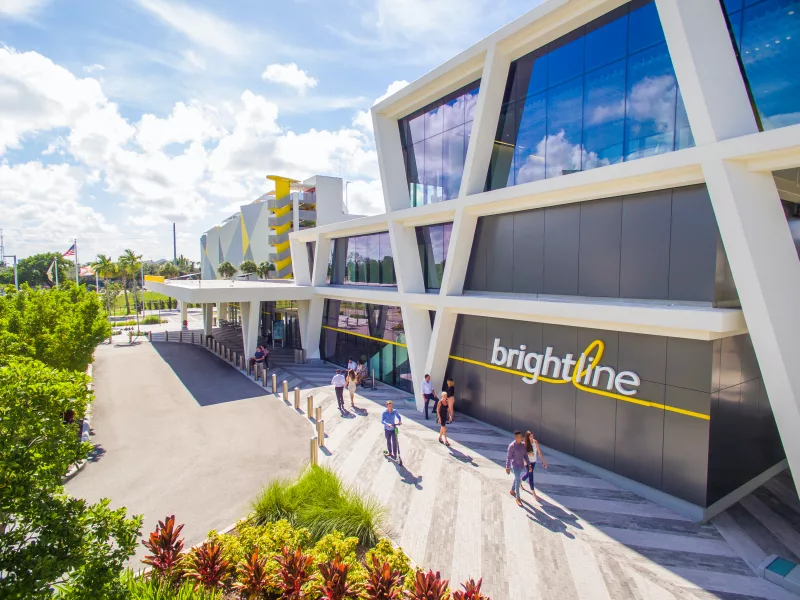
[491,338,641,396]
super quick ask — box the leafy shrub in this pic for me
[121,570,221,599]
[233,549,270,599]
[362,555,404,600]
[274,546,315,599]
[452,578,487,600]
[142,315,165,324]
[406,570,450,600]
[251,466,385,548]
[183,541,230,590]
[364,539,412,583]
[142,515,185,580]
[317,554,358,600]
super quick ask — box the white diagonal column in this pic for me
[400,304,433,411]
[203,303,213,336]
[388,220,425,294]
[703,159,800,482]
[655,0,757,143]
[460,46,511,197]
[300,296,325,361]
[241,300,260,361]
[373,113,410,212]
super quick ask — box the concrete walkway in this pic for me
[66,340,310,564]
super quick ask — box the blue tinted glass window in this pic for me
[548,36,585,87]
[582,59,626,170]
[546,78,584,177]
[464,120,474,161]
[628,1,666,54]
[398,81,480,206]
[416,222,453,290]
[625,42,677,160]
[515,92,546,185]
[442,124,465,200]
[727,8,744,47]
[486,0,691,192]
[739,0,800,129]
[585,13,629,72]
[723,0,744,12]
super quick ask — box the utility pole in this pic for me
[173,223,177,265]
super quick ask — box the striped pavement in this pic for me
[166,339,800,599]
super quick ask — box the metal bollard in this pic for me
[248,361,252,376]
[262,367,268,387]
[294,387,300,409]
[166,331,170,342]
[272,374,277,394]
[372,369,376,389]
[307,395,313,418]
[310,437,318,466]
[315,406,322,422]
[282,380,289,403]
[147,331,152,342]
[317,420,325,447]
[253,363,259,381]
[180,331,184,343]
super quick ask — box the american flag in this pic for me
[62,243,76,258]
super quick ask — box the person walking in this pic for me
[347,369,358,409]
[331,369,347,415]
[422,374,438,420]
[382,400,402,459]
[521,431,548,501]
[442,377,456,423]
[506,430,530,507]
[347,357,357,372]
[437,394,450,446]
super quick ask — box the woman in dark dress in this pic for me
[437,394,450,446]
[442,377,455,423]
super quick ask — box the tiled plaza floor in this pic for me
[209,342,799,599]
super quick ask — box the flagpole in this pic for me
[74,239,79,285]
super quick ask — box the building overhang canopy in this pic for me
[144,279,314,304]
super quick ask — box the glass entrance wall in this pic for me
[399,81,481,207]
[416,222,454,290]
[319,300,412,393]
[326,232,397,286]
[486,0,693,191]
[721,0,800,130]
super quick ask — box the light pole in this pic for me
[8,255,17,291]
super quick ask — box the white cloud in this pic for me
[83,63,105,74]
[261,63,318,94]
[0,0,48,19]
[180,49,205,72]
[345,179,384,215]
[353,80,409,132]
[134,0,253,58]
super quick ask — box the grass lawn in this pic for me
[104,290,172,314]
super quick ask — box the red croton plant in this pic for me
[141,515,185,579]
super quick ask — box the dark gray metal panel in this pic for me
[463,315,487,350]
[620,190,672,299]
[512,376,542,434]
[617,332,667,384]
[666,337,714,393]
[540,324,578,453]
[486,213,515,292]
[740,334,761,383]
[512,209,545,294]
[485,368,514,432]
[574,390,616,471]
[719,335,742,390]
[461,345,487,422]
[513,320,543,356]
[487,310,517,352]
[714,235,740,307]
[543,204,580,296]
[465,218,487,291]
[451,315,464,349]
[578,197,622,298]
[614,380,665,490]
[669,185,718,302]
[662,387,710,506]
[711,339,722,393]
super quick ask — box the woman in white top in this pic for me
[521,430,547,501]
[347,369,358,409]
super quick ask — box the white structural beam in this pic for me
[439,208,479,297]
[203,303,213,336]
[703,159,800,483]
[389,220,425,294]
[425,309,459,398]
[240,300,260,361]
[373,113,410,213]
[400,305,434,411]
[656,0,757,144]
[460,47,511,197]
[301,296,325,360]
[289,237,311,286]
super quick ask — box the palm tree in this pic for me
[239,260,258,277]
[217,261,236,279]
[176,255,196,275]
[91,254,118,313]
[257,261,275,279]
[161,262,180,278]
[118,249,142,315]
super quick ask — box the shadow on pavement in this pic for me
[152,342,266,407]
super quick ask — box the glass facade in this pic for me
[320,300,412,393]
[326,232,396,286]
[486,0,693,191]
[722,0,800,130]
[399,81,481,207]
[416,222,453,290]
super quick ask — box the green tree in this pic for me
[217,261,236,279]
[175,255,196,275]
[0,253,68,288]
[160,262,179,279]
[117,250,141,315]
[257,261,275,279]
[0,284,111,373]
[239,259,258,275]
[0,357,141,599]
[91,255,117,314]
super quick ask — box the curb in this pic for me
[64,363,94,482]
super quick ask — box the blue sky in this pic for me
[0,0,538,261]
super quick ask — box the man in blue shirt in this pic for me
[381,400,402,459]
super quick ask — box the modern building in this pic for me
[147,0,800,521]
